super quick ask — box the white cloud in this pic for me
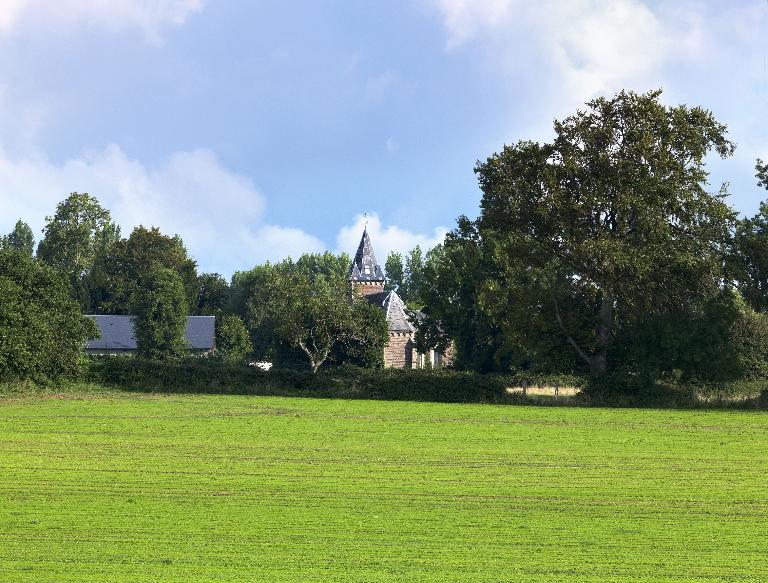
[0,145,324,277]
[0,0,203,41]
[336,213,447,261]
[427,0,698,116]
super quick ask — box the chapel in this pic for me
[349,228,449,369]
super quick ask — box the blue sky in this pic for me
[0,0,766,276]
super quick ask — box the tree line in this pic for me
[4,89,768,391]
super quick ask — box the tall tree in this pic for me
[0,250,98,382]
[1,220,35,256]
[196,273,230,316]
[133,266,189,361]
[384,251,404,293]
[403,245,424,305]
[476,89,735,378]
[100,226,198,314]
[37,192,120,284]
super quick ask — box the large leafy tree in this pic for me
[245,254,387,372]
[98,226,198,314]
[37,193,120,309]
[476,90,735,378]
[0,250,97,381]
[133,266,189,361]
[1,220,35,256]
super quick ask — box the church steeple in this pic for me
[349,228,385,296]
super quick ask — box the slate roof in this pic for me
[349,228,385,282]
[366,290,418,333]
[86,315,216,351]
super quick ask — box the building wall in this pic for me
[352,281,385,297]
[384,332,414,368]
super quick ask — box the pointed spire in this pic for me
[349,227,385,282]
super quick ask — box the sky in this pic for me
[0,0,766,277]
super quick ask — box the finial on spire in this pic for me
[363,212,368,231]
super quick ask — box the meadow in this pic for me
[1,388,767,582]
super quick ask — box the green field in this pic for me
[1,390,767,582]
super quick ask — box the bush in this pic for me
[86,358,515,403]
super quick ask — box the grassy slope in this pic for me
[0,390,767,582]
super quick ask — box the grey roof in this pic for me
[349,228,385,283]
[86,315,215,350]
[366,290,417,333]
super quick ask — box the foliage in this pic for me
[196,272,230,316]
[757,158,768,190]
[36,193,121,309]
[403,245,425,306]
[133,266,189,361]
[384,251,404,293]
[246,255,379,372]
[97,226,198,314]
[474,89,735,378]
[215,314,253,363]
[1,220,35,256]
[333,299,389,368]
[0,250,97,382]
[240,252,385,371]
[730,200,768,312]
[416,223,527,372]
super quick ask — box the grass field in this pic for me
[1,389,767,582]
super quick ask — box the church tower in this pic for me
[349,228,386,297]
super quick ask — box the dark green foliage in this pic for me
[98,226,198,314]
[1,220,35,256]
[215,315,253,363]
[0,250,97,382]
[467,90,735,378]
[730,201,768,312]
[133,267,189,361]
[196,273,230,316]
[86,358,524,403]
[416,222,525,372]
[384,251,404,293]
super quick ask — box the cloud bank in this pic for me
[0,0,204,40]
[0,147,446,277]
[0,145,326,276]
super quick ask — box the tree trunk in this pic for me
[588,289,614,378]
[552,286,614,378]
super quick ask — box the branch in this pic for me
[549,287,592,366]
